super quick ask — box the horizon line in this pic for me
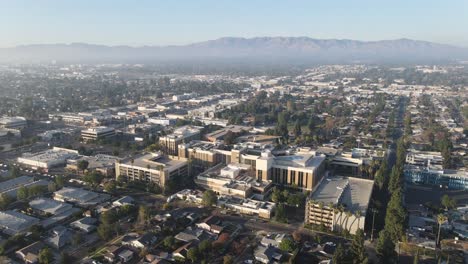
[1,36,465,49]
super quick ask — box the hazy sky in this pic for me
[1,0,467,48]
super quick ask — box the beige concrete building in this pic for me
[195,163,272,199]
[81,126,116,142]
[178,141,227,173]
[159,125,202,156]
[304,176,374,235]
[256,149,327,191]
[115,152,188,187]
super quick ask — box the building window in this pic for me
[298,172,304,187]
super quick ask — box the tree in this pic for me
[384,189,406,242]
[275,204,287,223]
[59,252,73,264]
[104,181,117,194]
[83,171,104,187]
[38,247,53,264]
[55,175,64,188]
[202,190,217,207]
[97,223,113,240]
[413,250,419,264]
[279,238,296,252]
[187,247,199,263]
[293,120,302,138]
[441,194,456,210]
[17,185,29,200]
[292,230,302,243]
[0,193,14,210]
[388,165,403,194]
[436,214,447,247]
[271,187,283,203]
[223,255,234,264]
[332,243,347,263]
[376,230,397,264]
[77,160,89,173]
[198,240,212,257]
[224,130,236,145]
[287,193,304,207]
[47,182,57,192]
[137,205,150,227]
[10,167,20,178]
[163,236,175,249]
[307,117,316,134]
[72,232,83,246]
[29,225,44,240]
[351,229,368,264]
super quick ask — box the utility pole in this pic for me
[370,208,378,242]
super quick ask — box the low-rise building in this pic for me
[195,163,272,198]
[404,166,468,190]
[70,217,97,233]
[304,176,374,235]
[54,187,110,207]
[81,126,116,142]
[0,210,40,235]
[0,116,27,129]
[406,149,444,169]
[17,147,79,170]
[16,241,45,264]
[217,196,275,219]
[29,198,74,216]
[66,154,119,176]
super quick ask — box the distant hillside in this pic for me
[1,37,467,63]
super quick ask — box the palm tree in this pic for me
[338,204,346,231]
[331,204,340,232]
[355,210,362,230]
[344,211,353,233]
[436,214,447,247]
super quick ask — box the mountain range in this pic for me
[1,37,467,63]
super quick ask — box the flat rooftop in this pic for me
[19,148,78,163]
[0,116,26,124]
[68,154,119,169]
[121,153,187,169]
[81,126,115,134]
[0,176,33,193]
[0,210,40,234]
[310,176,374,213]
[162,125,202,139]
[274,151,326,169]
[29,198,73,215]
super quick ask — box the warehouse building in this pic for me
[17,147,79,170]
[54,187,110,207]
[0,210,40,235]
